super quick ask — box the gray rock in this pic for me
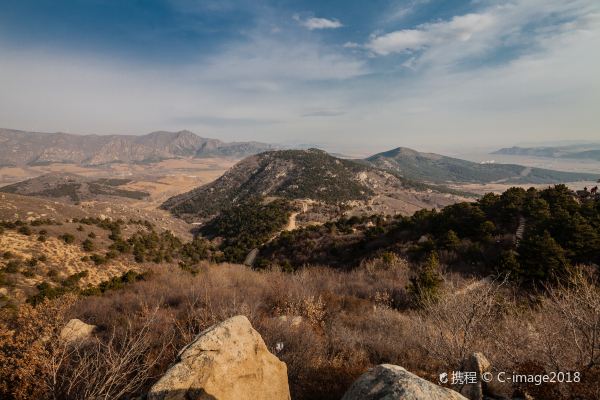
[342,364,467,400]
[460,353,492,400]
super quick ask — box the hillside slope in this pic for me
[365,147,598,184]
[0,128,273,166]
[0,172,149,202]
[492,144,600,160]
[161,149,465,221]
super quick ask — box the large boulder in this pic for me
[60,318,96,344]
[148,315,290,400]
[460,353,492,400]
[342,364,467,400]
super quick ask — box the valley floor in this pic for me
[0,158,235,208]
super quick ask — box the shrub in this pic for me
[4,260,21,274]
[62,271,88,288]
[0,295,76,399]
[22,269,35,278]
[17,226,32,236]
[59,233,75,244]
[27,282,70,305]
[82,239,95,252]
[89,254,106,266]
[407,252,444,306]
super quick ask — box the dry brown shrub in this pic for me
[51,306,173,400]
[4,261,598,399]
[418,278,508,371]
[541,271,600,370]
[0,294,76,400]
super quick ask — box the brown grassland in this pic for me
[1,259,599,400]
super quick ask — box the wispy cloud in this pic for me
[293,14,343,30]
[302,109,346,117]
[0,0,598,150]
[366,0,597,70]
[196,36,365,83]
[367,12,495,56]
[381,0,432,24]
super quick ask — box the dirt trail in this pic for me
[284,201,309,231]
[285,212,299,231]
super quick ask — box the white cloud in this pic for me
[0,31,363,141]
[0,1,598,151]
[294,15,343,30]
[367,29,430,55]
[366,0,598,74]
[197,36,365,82]
[355,8,600,149]
[382,0,432,24]
[367,13,495,55]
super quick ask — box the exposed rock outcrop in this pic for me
[60,318,96,343]
[460,352,492,400]
[148,315,290,400]
[342,364,467,400]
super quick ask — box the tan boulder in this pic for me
[460,352,491,400]
[342,364,467,400]
[60,318,96,343]
[148,315,290,400]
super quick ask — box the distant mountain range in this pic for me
[161,149,464,221]
[1,128,597,189]
[492,144,600,161]
[0,128,274,166]
[363,147,598,184]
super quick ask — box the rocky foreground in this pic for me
[62,314,476,399]
[54,314,483,400]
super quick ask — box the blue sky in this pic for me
[0,0,598,153]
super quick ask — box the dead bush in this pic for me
[0,295,76,400]
[418,278,507,370]
[4,262,599,399]
[50,306,172,400]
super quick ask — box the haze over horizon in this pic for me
[1,0,599,151]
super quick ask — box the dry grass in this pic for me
[1,260,599,400]
[0,231,138,302]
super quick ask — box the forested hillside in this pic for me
[259,185,600,284]
[161,149,463,222]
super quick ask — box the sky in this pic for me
[0,0,598,153]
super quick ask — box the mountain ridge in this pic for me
[492,144,600,160]
[161,148,466,222]
[0,128,274,166]
[364,146,598,184]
